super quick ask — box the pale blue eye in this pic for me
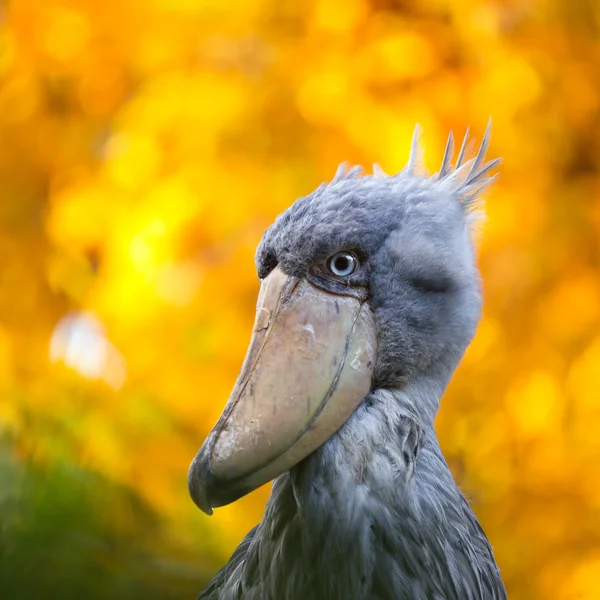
[327,252,357,277]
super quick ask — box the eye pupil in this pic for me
[334,255,349,271]
[327,252,357,277]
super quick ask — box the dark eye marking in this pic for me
[408,274,454,294]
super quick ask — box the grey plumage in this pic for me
[198,125,506,600]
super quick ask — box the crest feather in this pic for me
[331,163,363,183]
[373,163,388,178]
[439,131,455,178]
[406,124,423,175]
[455,127,471,168]
[325,121,500,221]
[436,118,501,212]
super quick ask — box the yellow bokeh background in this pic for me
[1,0,599,598]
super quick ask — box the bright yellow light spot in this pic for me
[471,53,542,116]
[47,183,110,249]
[311,0,368,33]
[505,370,563,437]
[129,218,167,273]
[356,33,438,83]
[297,69,350,125]
[105,133,161,191]
[145,176,199,229]
[44,8,91,63]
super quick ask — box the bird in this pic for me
[188,121,507,600]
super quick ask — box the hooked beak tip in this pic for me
[188,451,214,516]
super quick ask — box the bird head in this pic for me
[189,123,500,515]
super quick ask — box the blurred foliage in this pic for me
[0,435,208,598]
[0,0,599,598]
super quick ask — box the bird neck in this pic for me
[250,385,470,599]
[391,371,449,425]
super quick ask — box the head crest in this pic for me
[435,118,501,212]
[328,119,501,216]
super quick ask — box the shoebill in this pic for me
[188,123,507,600]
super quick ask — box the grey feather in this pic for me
[439,131,455,179]
[455,127,470,169]
[198,125,505,600]
[406,124,423,174]
[331,162,349,183]
[465,119,492,186]
[373,163,388,178]
[332,163,363,183]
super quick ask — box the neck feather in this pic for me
[235,385,505,600]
